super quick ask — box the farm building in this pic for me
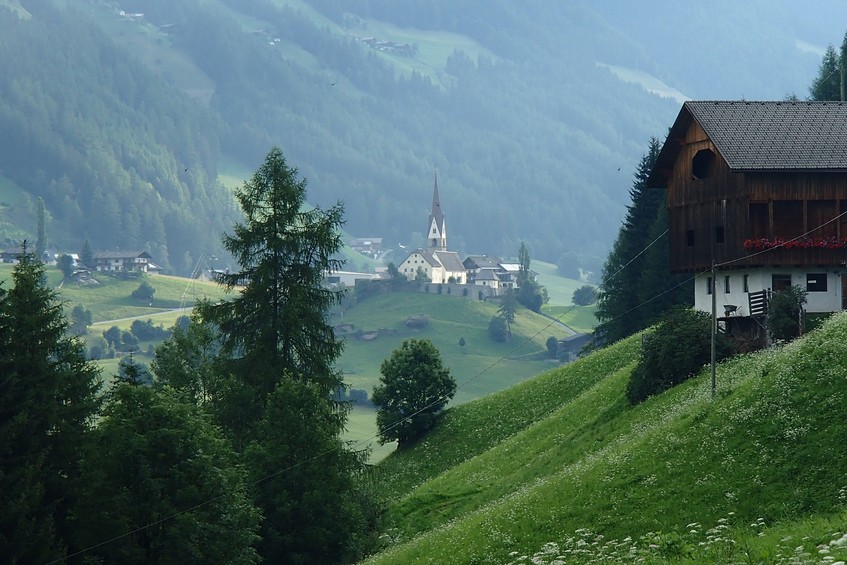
[647,100,847,327]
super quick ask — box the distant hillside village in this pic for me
[0,172,527,298]
[0,247,160,276]
[339,172,535,298]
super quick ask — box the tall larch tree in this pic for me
[201,147,345,403]
[198,146,379,563]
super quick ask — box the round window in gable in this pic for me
[692,149,716,180]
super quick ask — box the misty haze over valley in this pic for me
[1,0,846,272]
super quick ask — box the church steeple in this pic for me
[427,169,447,251]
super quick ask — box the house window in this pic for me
[724,276,730,294]
[749,203,768,239]
[743,274,749,293]
[772,274,792,292]
[706,276,713,295]
[806,273,827,292]
[686,230,695,247]
[692,149,716,179]
[715,226,725,244]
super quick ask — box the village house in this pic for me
[397,171,466,284]
[92,250,154,273]
[463,255,533,290]
[348,237,384,258]
[324,269,382,287]
[646,100,847,330]
[0,247,23,263]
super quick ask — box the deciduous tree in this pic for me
[57,253,75,280]
[515,242,548,313]
[572,285,597,306]
[372,339,456,447]
[131,280,155,303]
[70,303,92,335]
[766,285,807,342]
[152,309,225,407]
[103,325,122,349]
[546,335,559,358]
[626,306,734,405]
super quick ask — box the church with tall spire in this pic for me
[397,170,466,284]
[427,170,447,251]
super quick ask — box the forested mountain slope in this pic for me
[0,1,234,272]
[2,0,844,273]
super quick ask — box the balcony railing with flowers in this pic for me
[743,237,847,251]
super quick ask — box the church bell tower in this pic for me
[427,170,447,251]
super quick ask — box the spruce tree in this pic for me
[497,288,518,335]
[0,250,101,562]
[595,138,666,344]
[810,44,841,100]
[73,384,260,564]
[245,379,374,563]
[80,239,94,268]
[35,197,47,261]
[635,205,693,328]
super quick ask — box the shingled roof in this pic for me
[648,100,847,186]
[432,250,466,272]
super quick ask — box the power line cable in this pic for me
[603,229,668,283]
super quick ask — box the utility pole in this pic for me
[710,261,717,400]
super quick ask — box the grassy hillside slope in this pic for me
[339,293,567,405]
[366,312,847,564]
[340,291,570,460]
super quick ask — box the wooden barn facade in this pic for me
[647,101,847,318]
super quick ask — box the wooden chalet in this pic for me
[647,101,847,319]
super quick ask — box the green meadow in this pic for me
[338,291,571,458]
[0,264,230,377]
[1,260,594,462]
[364,312,847,564]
